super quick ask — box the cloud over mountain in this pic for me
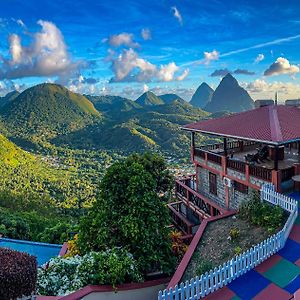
[108,46,188,83]
[264,57,299,76]
[0,20,82,81]
[210,68,255,77]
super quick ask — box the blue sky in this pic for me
[1,0,300,101]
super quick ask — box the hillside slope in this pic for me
[53,99,210,154]
[1,83,101,137]
[136,91,164,106]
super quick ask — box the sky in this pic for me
[1,0,300,101]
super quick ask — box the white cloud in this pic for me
[176,68,189,81]
[108,48,186,83]
[157,62,179,81]
[143,84,149,92]
[141,28,151,40]
[108,33,139,48]
[171,6,183,25]
[264,57,299,76]
[203,50,219,65]
[16,19,26,28]
[0,20,82,81]
[0,79,25,96]
[254,53,264,63]
[242,79,300,100]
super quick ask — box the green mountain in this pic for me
[1,83,101,138]
[53,98,209,154]
[136,91,165,106]
[86,95,142,117]
[190,82,214,108]
[205,74,254,113]
[0,91,20,108]
[158,93,185,104]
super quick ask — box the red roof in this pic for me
[183,105,300,145]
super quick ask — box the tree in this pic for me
[78,153,175,274]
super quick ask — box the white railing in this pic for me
[158,184,298,300]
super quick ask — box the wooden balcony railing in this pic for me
[207,152,222,165]
[168,203,193,235]
[194,148,205,159]
[175,178,224,216]
[227,159,246,173]
[249,165,272,181]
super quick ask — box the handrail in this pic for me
[175,178,225,213]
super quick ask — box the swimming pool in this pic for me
[0,238,62,265]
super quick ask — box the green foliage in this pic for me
[239,191,286,233]
[37,248,142,296]
[37,222,78,244]
[229,227,240,240]
[78,153,176,275]
[196,260,214,275]
[234,246,243,255]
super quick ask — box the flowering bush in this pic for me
[64,234,81,257]
[0,248,37,299]
[37,247,143,296]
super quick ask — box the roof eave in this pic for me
[180,127,300,146]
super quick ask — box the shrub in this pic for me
[196,260,214,275]
[239,191,286,233]
[64,234,81,257]
[37,247,143,296]
[234,246,243,255]
[170,230,188,261]
[229,227,240,240]
[0,248,37,299]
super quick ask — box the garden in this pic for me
[182,191,288,281]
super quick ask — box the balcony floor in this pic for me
[230,147,300,170]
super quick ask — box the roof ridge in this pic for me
[269,105,283,142]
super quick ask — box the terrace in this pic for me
[194,140,300,187]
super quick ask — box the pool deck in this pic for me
[204,192,300,300]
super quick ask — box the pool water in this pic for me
[0,238,62,265]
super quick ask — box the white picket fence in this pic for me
[158,184,298,300]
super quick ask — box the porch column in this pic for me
[274,146,279,171]
[191,132,195,161]
[223,138,228,157]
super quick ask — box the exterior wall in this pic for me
[229,187,256,210]
[197,165,262,210]
[197,166,226,208]
[249,176,269,188]
[227,168,246,181]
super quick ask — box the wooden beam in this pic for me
[274,146,279,171]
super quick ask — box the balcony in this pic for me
[168,175,225,240]
[193,141,300,188]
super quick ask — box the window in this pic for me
[209,172,217,195]
[235,181,248,194]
